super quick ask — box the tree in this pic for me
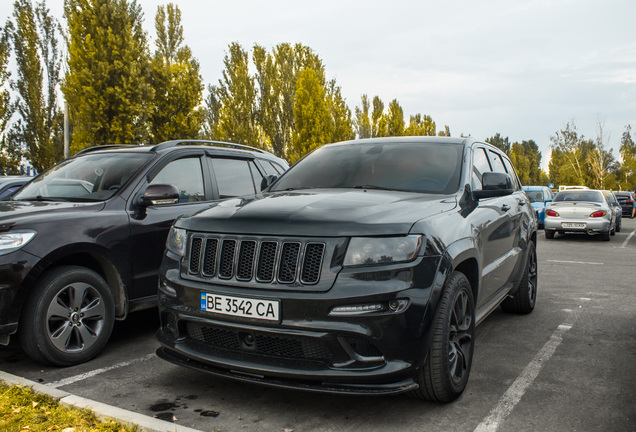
[587,121,616,190]
[619,124,636,190]
[371,96,384,137]
[289,67,333,163]
[509,140,542,185]
[326,78,353,143]
[354,94,371,139]
[405,113,436,136]
[438,125,451,137]
[149,3,204,143]
[549,122,589,186]
[63,0,152,153]
[7,0,63,173]
[0,25,20,174]
[486,133,511,155]
[211,42,260,145]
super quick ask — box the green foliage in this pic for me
[384,99,405,137]
[405,113,436,136]
[619,124,636,190]
[0,25,19,174]
[63,0,152,153]
[438,125,451,137]
[371,96,384,137]
[326,78,354,143]
[289,67,333,163]
[149,3,204,143]
[211,42,260,146]
[7,0,63,173]
[485,133,511,154]
[509,140,542,185]
[354,94,372,139]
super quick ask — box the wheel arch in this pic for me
[24,245,129,320]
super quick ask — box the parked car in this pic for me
[522,185,553,228]
[0,176,32,200]
[544,189,616,240]
[614,191,636,219]
[0,140,288,366]
[156,136,538,402]
[602,190,622,233]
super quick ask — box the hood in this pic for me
[178,189,457,237]
[0,200,105,230]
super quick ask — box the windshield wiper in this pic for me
[353,185,402,191]
[17,196,69,202]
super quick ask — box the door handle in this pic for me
[501,204,511,212]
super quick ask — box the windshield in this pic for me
[524,191,544,203]
[13,153,152,202]
[553,191,604,203]
[272,141,463,194]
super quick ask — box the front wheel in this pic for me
[19,266,115,366]
[412,271,474,402]
[501,240,537,314]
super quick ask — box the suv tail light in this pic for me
[545,209,559,217]
[590,210,606,218]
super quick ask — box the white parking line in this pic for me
[619,228,636,249]
[473,324,571,432]
[546,260,603,265]
[49,353,156,388]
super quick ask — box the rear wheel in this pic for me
[545,230,555,239]
[501,240,537,314]
[602,229,611,241]
[19,266,115,366]
[412,271,474,402]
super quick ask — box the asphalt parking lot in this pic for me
[2,219,635,432]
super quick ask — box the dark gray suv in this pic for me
[156,137,537,402]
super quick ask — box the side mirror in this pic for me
[260,175,278,191]
[473,172,514,199]
[139,184,180,207]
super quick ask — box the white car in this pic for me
[544,189,616,241]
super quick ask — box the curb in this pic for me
[0,370,203,432]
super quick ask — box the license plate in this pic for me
[200,293,280,321]
[562,222,586,228]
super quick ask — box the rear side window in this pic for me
[501,157,521,190]
[472,147,491,191]
[211,158,259,198]
[487,150,507,174]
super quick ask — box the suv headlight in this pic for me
[344,235,423,267]
[0,231,37,256]
[166,227,187,257]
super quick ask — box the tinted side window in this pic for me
[487,150,507,174]
[501,157,521,191]
[211,158,258,198]
[472,147,491,191]
[151,157,205,203]
[258,160,279,177]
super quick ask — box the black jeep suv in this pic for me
[156,136,537,402]
[0,140,287,366]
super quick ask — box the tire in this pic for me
[610,222,616,236]
[602,229,611,241]
[501,240,537,314]
[545,230,555,239]
[412,271,474,402]
[19,266,115,366]
[616,218,621,233]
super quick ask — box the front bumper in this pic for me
[156,253,449,395]
[0,249,39,345]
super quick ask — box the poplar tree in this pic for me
[354,94,372,139]
[289,67,333,163]
[405,113,436,136]
[149,3,203,142]
[326,78,353,143]
[0,25,19,174]
[384,99,405,137]
[63,0,152,153]
[619,125,636,190]
[371,96,384,137]
[211,42,260,146]
[8,0,63,172]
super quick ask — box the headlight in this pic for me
[0,231,37,256]
[344,235,423,267]
[166,227,187,257]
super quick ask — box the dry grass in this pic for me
[0,382,138,432]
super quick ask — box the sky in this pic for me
[2,0,635,172]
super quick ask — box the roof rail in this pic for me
[75,144,142,156]
[150,139,269,154]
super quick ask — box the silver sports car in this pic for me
[544,189,616,241]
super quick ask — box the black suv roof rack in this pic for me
[75,144,142,156]
[150,140,269,154]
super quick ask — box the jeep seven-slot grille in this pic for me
[188,236,325,285]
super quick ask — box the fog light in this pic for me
[388,299,408,312]
[330,304,383,316]
[159,279,177,296]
